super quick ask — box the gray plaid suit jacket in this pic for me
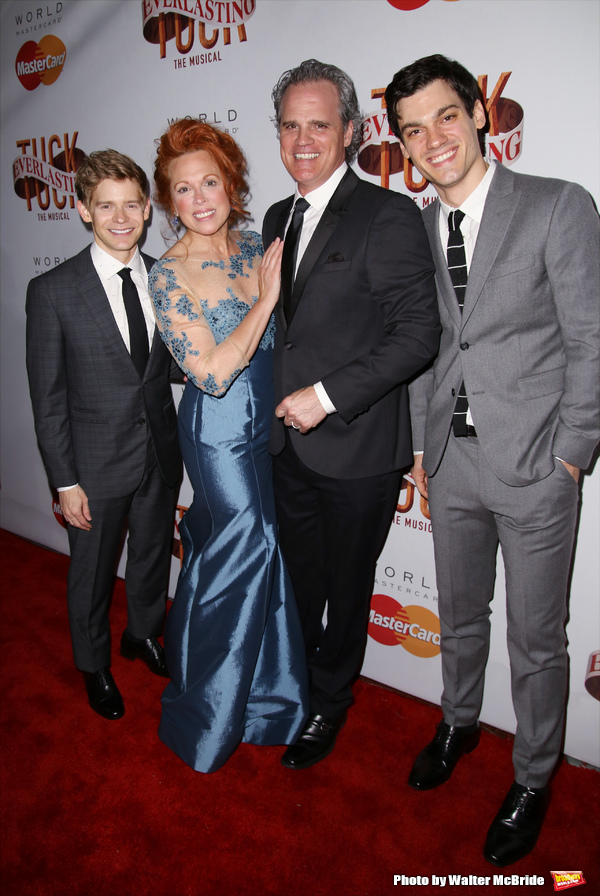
[26,245,181,499]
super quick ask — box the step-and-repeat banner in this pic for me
[1,0,598,766]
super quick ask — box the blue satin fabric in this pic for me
[159,337,308,773]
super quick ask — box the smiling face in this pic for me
[395,79,487,206]
[278,80,353,195]
[77,178,150,263]
[169,150,231,238]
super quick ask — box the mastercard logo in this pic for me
[51,493,67,529]
[15,36,66,91]
[368,593,441,657]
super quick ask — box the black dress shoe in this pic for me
[120,630,169,677]
[408,719,480,790]
[484,782,550,867]
[83,667,125,720]
[281,712,347,770]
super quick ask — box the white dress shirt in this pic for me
[90,241,156,351]
[284,163,349,414]
[437,160,496,271]
[414,161,496,456]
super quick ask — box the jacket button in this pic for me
[460,342,470,350]
[138,417,146,425]
[285,342,294,350]
[451,388,456,397]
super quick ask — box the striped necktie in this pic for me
[447,210,469,437]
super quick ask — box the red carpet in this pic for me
[1,528,598,895]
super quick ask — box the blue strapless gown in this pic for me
[152,253,308,773]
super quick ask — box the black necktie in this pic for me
[281,197,309,322]
[447,210,469,436]
[118,267,149,378]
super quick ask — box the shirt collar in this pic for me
[90,241,144,279]
[293,163,348,212]
[439,159,497,226]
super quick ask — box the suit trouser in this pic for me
[66,440,177,672]
[427,433,579,788]
[273,434,401,718]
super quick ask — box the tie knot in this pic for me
[118,267,132,282]
[448,210,465,232]
[294,198,310,215]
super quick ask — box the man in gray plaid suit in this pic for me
[26,150,181,720]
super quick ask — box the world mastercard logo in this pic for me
[368,593,441,658]
[15,36,66,91]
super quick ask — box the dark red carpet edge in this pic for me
[1,528,598,896]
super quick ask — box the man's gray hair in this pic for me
[271,59,364,163]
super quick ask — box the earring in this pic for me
[171,213,179,228]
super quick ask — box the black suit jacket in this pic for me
[263,168,440,479]
[26,245,182,499]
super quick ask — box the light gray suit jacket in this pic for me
[409,163,600,487]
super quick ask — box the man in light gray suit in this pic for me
[26,151,182,721]
[385,55,599,866]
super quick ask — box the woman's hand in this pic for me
[257,238,283,311]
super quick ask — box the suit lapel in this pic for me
[273,199,294,330]
[287,168,359,327]
[462,164,519,324]
[275,199,293,241]
[73,247,146,375]
[423,203,462,327]
[141,253,164,376]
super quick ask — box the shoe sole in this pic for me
[87,699,124,720]
[281,740,337,770]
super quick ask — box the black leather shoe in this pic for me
[484,782,550,867]
[120,630,169,677]
[281,712,347,770]
[83,667,125,720]
[408,719,480,790]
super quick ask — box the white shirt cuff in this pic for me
[314,381,336,414]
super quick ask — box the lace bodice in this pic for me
[149,231,274,396]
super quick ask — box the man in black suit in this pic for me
[26,150,182,720]
[263,60,440,769]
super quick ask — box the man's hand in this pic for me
[59,485,92,531]
[411,453,429,500]
[276,386,327,434]
[559,459,580,483]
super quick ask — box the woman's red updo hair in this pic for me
[153,118,250,228]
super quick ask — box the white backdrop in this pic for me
[1,0,598,766]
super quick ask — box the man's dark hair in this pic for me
[271,58,364,163]
[385,54,488,154]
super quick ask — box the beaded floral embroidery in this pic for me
[149,232,274,395]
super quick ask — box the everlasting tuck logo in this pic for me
[368,594,440,658]
[142,0,256,62]
[13,133,86,217]
[15,35,66,90]
[359,70,524,206]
